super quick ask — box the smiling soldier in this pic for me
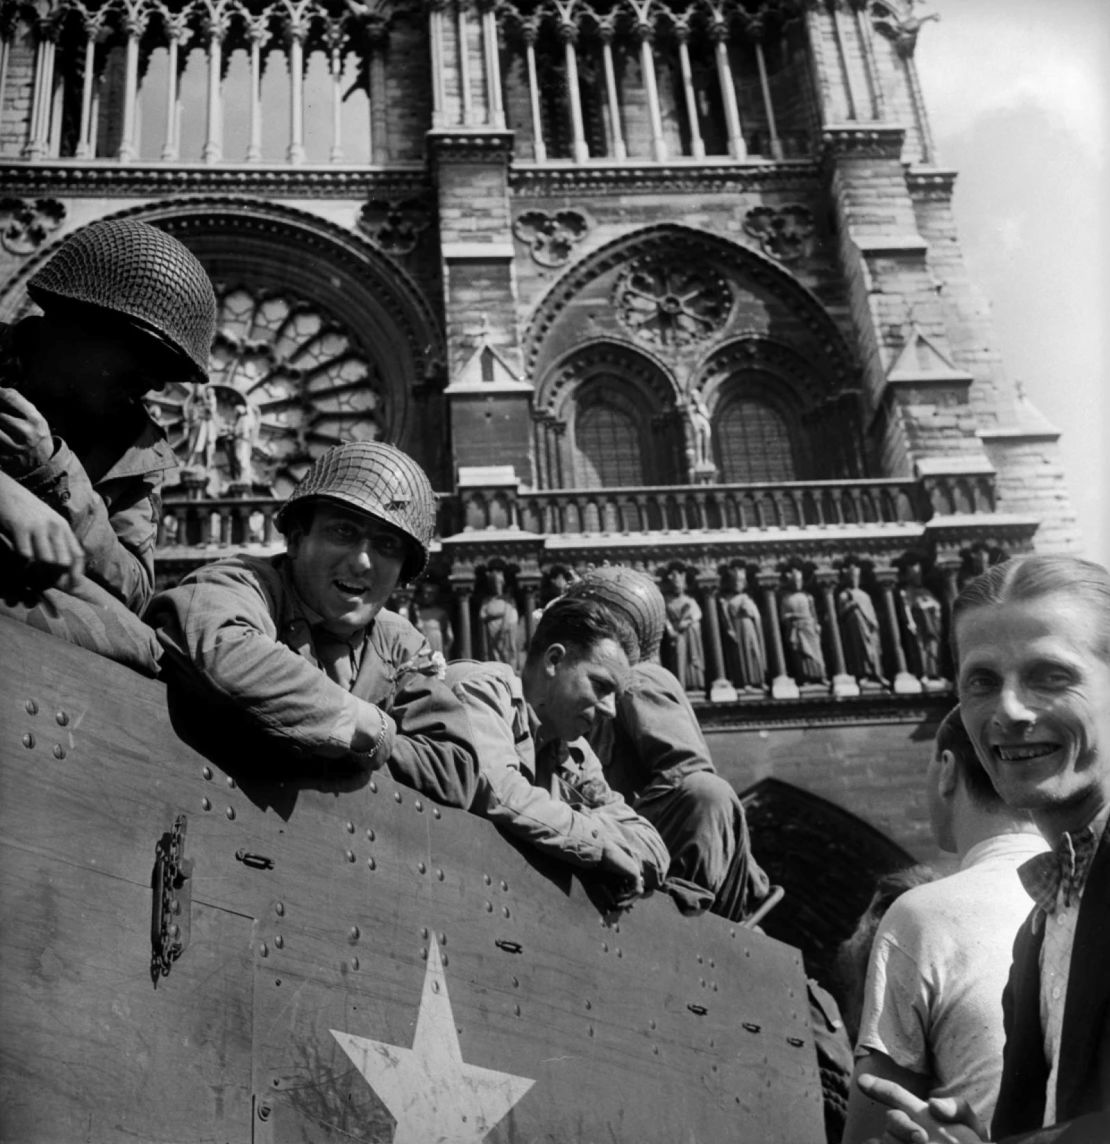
[858,554,1110,1144]
[147,441,478,808]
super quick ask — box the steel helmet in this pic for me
[27,218,217,382]
[276,441,437,581]
[566,565,667,661]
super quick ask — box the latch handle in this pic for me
[150,814,193,986]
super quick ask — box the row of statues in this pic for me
[392,552,998,692]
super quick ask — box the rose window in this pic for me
[613,259,731,347]
[148,284,386,500]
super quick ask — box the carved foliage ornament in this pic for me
[613,256,732,348]
[357,197,433,255]
[512,209,590,267]
[743,204,815,263]
[0,197,66,255]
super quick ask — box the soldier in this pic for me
[447,594,669,911]
[573,565,771,921]
[0,218,217,672]
[147,441,479,808]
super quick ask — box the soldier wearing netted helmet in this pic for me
[0,217,217,672]
[148,441,479,809]
[570,564,770,922]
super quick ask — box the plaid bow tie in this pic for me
[1018,826,1100,919]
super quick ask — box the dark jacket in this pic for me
[992,821,1110,1144]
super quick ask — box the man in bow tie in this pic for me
[860,554,1110,1144]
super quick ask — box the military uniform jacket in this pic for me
[147,553,478,808]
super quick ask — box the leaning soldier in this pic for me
[570,565,771,921]
[447,594,669,911]
[0,218,217,672]
[146,441,478,809]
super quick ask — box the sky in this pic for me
[913,0,1110,567]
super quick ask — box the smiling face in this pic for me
[286,502,408,637]
[528,637,630,743]
[956,593,1110,838]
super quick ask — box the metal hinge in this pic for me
[150,814,194,986]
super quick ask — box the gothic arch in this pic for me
[523,222,859,392]
[740,777,915,984]
[0,199,447,491]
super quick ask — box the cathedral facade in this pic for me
[0,0,1079,965]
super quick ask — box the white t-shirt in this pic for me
[856,833,1049,1127]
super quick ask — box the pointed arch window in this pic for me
[574,399,644,487]
[715,397,797,483]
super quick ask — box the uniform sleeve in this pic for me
[19,440,157,613]
[451,670,613,869]
[617,664,713,780]
[855,910,930,1074]
[148,562,388,760]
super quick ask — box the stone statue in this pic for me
[478,561,523,671]
[837,560,886,685]
[779,565,828,685]
[661,562,705,691]
[719,564,766,691]
[226,394,262,486]
[415,580,454,659]
[900,559,944,679]
[683,393,713,473]
[181,383,220,473]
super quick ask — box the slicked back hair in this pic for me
[951,554,1110,666]
[527,594,639,667]
[935,704,1002,809]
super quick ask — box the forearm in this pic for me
[843,1053,930,1144]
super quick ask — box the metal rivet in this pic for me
[653,1045,660,1055]
[367,857,376,870]
[442,954,449,967]
[55,710,68,726]
[436,868,445,881]
[588,1025,595,1037]
[484,900,493,912]
[349,926,360,942]
[617,949,623,959]
[366,828,375,842]
[602,942,609,953]
[345,821,355,833]
[369,779,377,793]
[585,999,592,1010]
[201,797,211,811]
[500,880,508,891]
[226,776,236,789]
[257,1104,271,1121]
[260,943,269,957]
[24,699,38,715]
[275,902,285,916]
[274,934,284,949]
[512,976,520,988]
[21,732,34,749]
[483,874,492,885]
[421,947,428,960]
[417,861,426,874]
[502,906,510,918]
[514,1003,521,1016]
[202,766,212,780]
[415,799,424,812]
[345,850,356,863]
[226,806,236,820]
[394,791,402,803]
[433,807,441,819]
[52,744,66,759]
[649,1019,656,1030]
[421,927,430,939]
[350,957,360,971]
[697,954,704,964]
[438,933,446,946]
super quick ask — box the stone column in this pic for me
[699,575,737,703]
[815,569,859,698]
[674,22,704,159]
[757,571,798,699]
[710,21,745,159]
[875,568,921,694]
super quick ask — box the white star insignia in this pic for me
[332,935,535,1144]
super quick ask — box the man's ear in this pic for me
[542,642,566,674]
[938,749,959,797]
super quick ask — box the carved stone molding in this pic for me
[510,160,822,197]
[358,195,434,255]
[613,257,732,349]
[906,168,958,202]
[0,161,430,200]
[427,131,515,163]
[820,125,906,161]
[0,196,65,254]
[743,204,816,262]
[512,208,590,267]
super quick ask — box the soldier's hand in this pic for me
[600,842,645,898]
[0,387,54,474]
[0,472,84,589]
